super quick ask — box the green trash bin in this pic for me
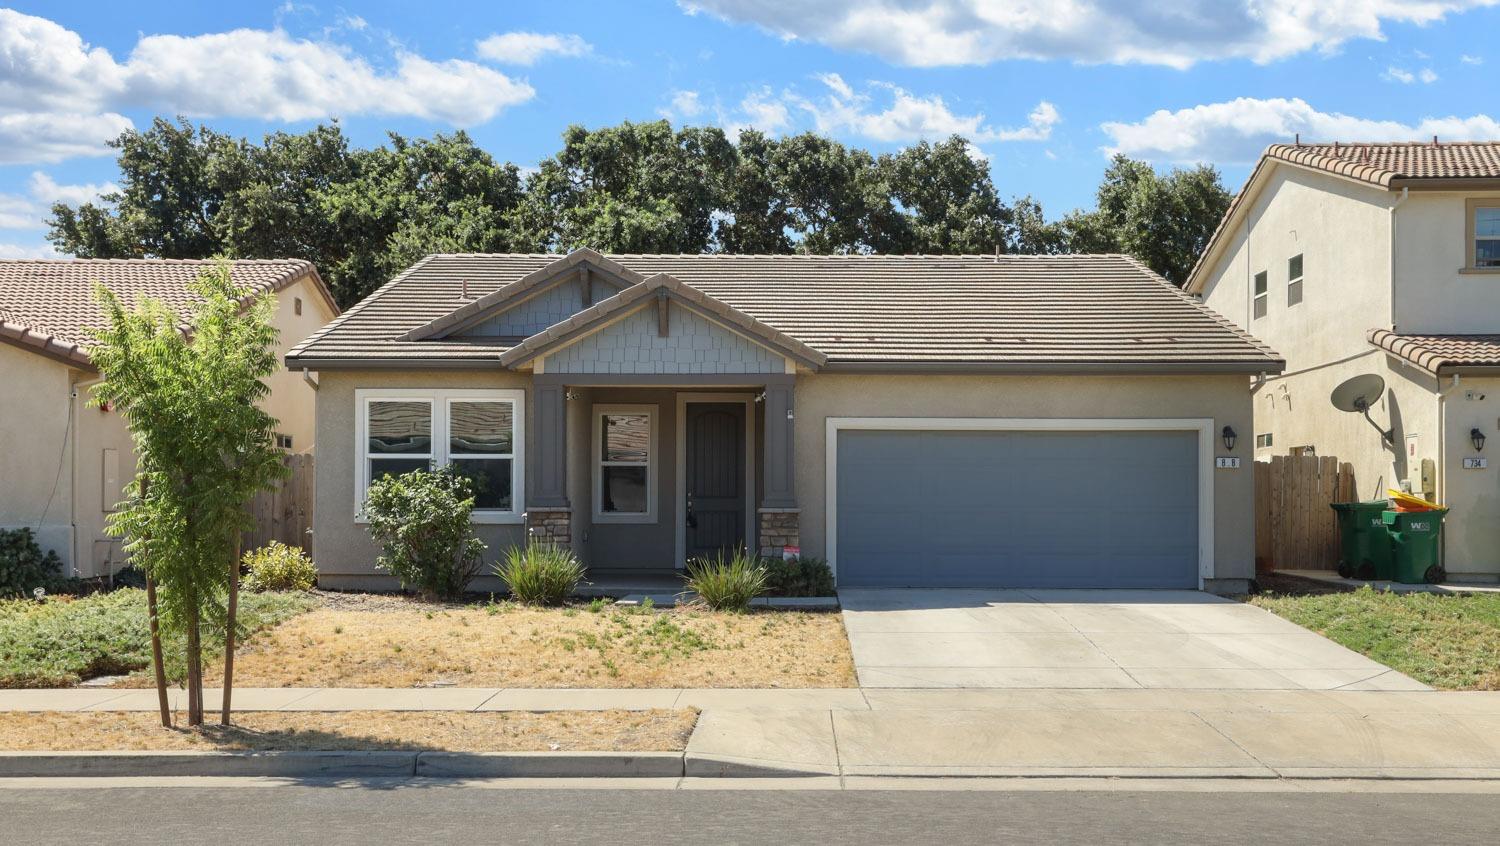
[1382,508,1449,584]
[1331,501,1394,580]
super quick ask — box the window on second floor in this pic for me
[1287,253,1304,306]
[1253,270,1268,319]
[1472,201,1500,270]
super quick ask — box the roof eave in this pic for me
[821,359,1285,376]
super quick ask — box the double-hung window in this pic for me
[1287,254,1304,306]
[592,404,656,523]
[1253,270,1268,319]
[356,388,525,523]
[1470,200,1500,270]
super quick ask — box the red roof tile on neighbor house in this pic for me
[1368,329,1500,376]
[0,258,330,367]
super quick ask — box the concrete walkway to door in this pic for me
[839,588,1427,691]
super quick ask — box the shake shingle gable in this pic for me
[286,251,1283,373]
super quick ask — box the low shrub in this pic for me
[685,547,767,612]
[0,528,63,598]
[362,466,486,600]
[495,542,584,605]
[762,556,835,597]
[243,541,318,592]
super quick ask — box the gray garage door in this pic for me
[835,429,1200,588]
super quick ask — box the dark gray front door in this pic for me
[836,429,1199,588]
[685,402,746,561]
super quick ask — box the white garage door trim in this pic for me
[825,417,1216,589]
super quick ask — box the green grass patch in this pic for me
[1249,586,1500,690]
[0,588,317,688]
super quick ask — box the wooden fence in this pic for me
[243,453,314,554]
[1254,454,1356,573]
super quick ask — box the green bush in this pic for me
[362,466,485,600]
[763,556,835,597]
[243,541,318,592]
[685,547,768,612]
[0,528,63,598]
[495,542,584,605]
[0,588,314,687]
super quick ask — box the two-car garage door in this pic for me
[834,427,1201,589]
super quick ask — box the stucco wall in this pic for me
[545,302,786,375]
[791,373,1257,584]
[1199,164,1393,367]
[1438,374,1500,578]
[0,343,77,567]
[264,276,338,454]
[1393,190,1500,333]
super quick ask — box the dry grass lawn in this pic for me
[123,595,856,689]
[0,710,697,752]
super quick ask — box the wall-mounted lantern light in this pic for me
[1222,425,1238,452]
[1472,428,1487,452]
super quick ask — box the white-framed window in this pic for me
[355,388,525,524]
[1474,202,1500,269]
[1287,253,1304,306]
[1253,270,1268,319]
[592,404,657,523]
[1255,432,1273,449]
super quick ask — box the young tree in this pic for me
[89,260,287,726]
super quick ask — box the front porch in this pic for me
[524,375,802,576]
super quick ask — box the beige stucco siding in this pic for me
[791,373,1256,584]
[264,276,338,454]
[1438,374,1500,577]
[1393,191,1500,333]
[0,343,77,565]
[1199,164,1393,368]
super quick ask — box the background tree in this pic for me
[89,261,287,727]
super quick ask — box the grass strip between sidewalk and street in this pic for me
[1249,584,1500,690]
[0,709,698,752]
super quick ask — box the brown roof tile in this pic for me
[287,252,1283,373]
[0,258,332,367]
[1368,328,1500,375]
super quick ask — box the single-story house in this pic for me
[0,258,339,576]
[287,249,1284,594]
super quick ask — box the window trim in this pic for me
[591,403,658,524]
[1287,253,1303,306]
[1466,198,1500,273]
[354,387,526,524]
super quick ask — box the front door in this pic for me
[684,402,747,562]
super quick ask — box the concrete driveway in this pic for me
[838,588,1427,691]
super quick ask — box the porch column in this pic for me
[527,381,571,546]
[758,380,800,556]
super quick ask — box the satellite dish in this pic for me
[1330,374,1393,444]
[1330,374,1386,413]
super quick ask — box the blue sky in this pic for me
[3,1,1499,257]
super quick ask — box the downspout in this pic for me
[1389,187,1409,330]
[69,374,104,579]
[1436,373,1462,565]
[301,368,319,391]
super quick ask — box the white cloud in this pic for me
[1420,67,1440,82]
[0,112,134,164]
[1461,54,1485,64]
[660,89,705,120]
[732,87,793,136]
[0,241,60,259]
[786,74,1057,144]
[1101,97,1500,164]
[0,8,535,161]
[0,171,118,231]
[1384,66,1416,83]
[475,32,593,65]
[680,0,1499,69]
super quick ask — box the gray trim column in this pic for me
[761,381,797,509]
[530,382,570,509]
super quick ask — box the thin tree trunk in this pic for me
[185,599,203,727]
[221,539,240,726]
[144,573,171,728]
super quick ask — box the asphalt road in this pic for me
[4,781,1499,845]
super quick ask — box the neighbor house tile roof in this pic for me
[1187,141,1500,293]
[0,258,329,367]
[1368,329,1500,376]
[287,252,1283,373]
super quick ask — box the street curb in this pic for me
[683,753,837,778]
[416,752,685,778]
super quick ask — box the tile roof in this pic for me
[287,252,1283,373]
[1187,141,1500,292]
[1368,329,1500,376]
[0,258,329,367]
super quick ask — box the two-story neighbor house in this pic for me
[1189,141,1500,583]
[0,259,339,577]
